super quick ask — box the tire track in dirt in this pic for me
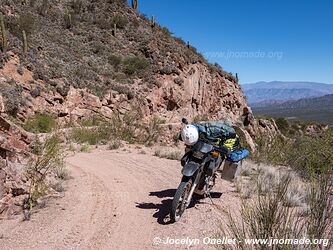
[0,147,242,249]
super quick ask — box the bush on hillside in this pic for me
[251,129,333,179]
[122,56,150,76]
[24,113,56,133]
[70,126,110,145]
[26,134,66,214]
[275,117,289,131]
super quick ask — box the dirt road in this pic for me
[0,146,241,250]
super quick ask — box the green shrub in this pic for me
[70,126,111,145]
[111,14,128,29]
[8,13,35,38]
[24,113,56,133]
[70,0,83,15]
[110,83,134,98]
[252,130,333,179]
[160,26,171,36]
[275,117,289,132]
[286,131,333,178]
[142,116,165,146]
[80,143,91,152]
[79,114,105,127]
[122,56,150,76]
[26,134,65,213]
[109,54,122,70]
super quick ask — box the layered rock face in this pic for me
[147,63,247,121]
[0,54,262,146]
[0,116,32,219]
[0,55,249,123]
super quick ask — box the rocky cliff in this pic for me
[0,116,32,218]
[0,0,252,126]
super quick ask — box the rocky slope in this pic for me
[0,0,278,218]
[0,115,33,218]
[0,0,251,126]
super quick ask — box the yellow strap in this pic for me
[224,138,237,149]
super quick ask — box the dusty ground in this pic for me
[0,146,242,250]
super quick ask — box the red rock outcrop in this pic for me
[0,116,33,219]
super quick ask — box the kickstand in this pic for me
[207,192,221,209]
[207,193,215,206]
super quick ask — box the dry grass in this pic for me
[80,143,91,152]
[221,161,332,250]
[236,162,308,207]
[107,139,123,150]
[154,147,183,160]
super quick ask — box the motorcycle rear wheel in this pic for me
[171,177,193,222]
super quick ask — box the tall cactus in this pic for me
[132,0,138,10]
[64,11,72,29]
[112,23,117,37]
[0,13,7,53]
[151,15,155,28]
[236,73,239,83]
[22,30,28,54]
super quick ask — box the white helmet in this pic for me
[181,125,199,146]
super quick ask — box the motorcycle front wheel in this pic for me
[170,177,193,222]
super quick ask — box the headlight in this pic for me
[193,151,205,159]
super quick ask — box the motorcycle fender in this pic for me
[182,162,200,177]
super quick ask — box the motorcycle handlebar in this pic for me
[215,145,231,155]
[197,138,231,155]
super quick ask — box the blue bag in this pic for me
[228,148,250,162]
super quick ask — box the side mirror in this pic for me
[182,118,189,125]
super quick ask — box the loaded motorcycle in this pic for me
[170,118,230,222]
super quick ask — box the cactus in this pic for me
[236,73,239,82]
[0,13,7,53]
[187,41,190,48]
[22,30,28,54]
[64,11,72,29]
[151,15,155,28]
[132,0,138,10]
[112,23,117,37]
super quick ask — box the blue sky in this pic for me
[132,0,333,84]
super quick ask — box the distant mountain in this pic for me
[273,94,333,109]
[253,94,333,125]
[242,81,333,106]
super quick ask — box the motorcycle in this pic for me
[170,118,230,222]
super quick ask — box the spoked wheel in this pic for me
[170,178,193,222]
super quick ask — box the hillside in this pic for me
[273,94,333,109]
[253,94,333,125]
[242,81,333,106]
[0,0,249,125]
[0,0,280,219]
